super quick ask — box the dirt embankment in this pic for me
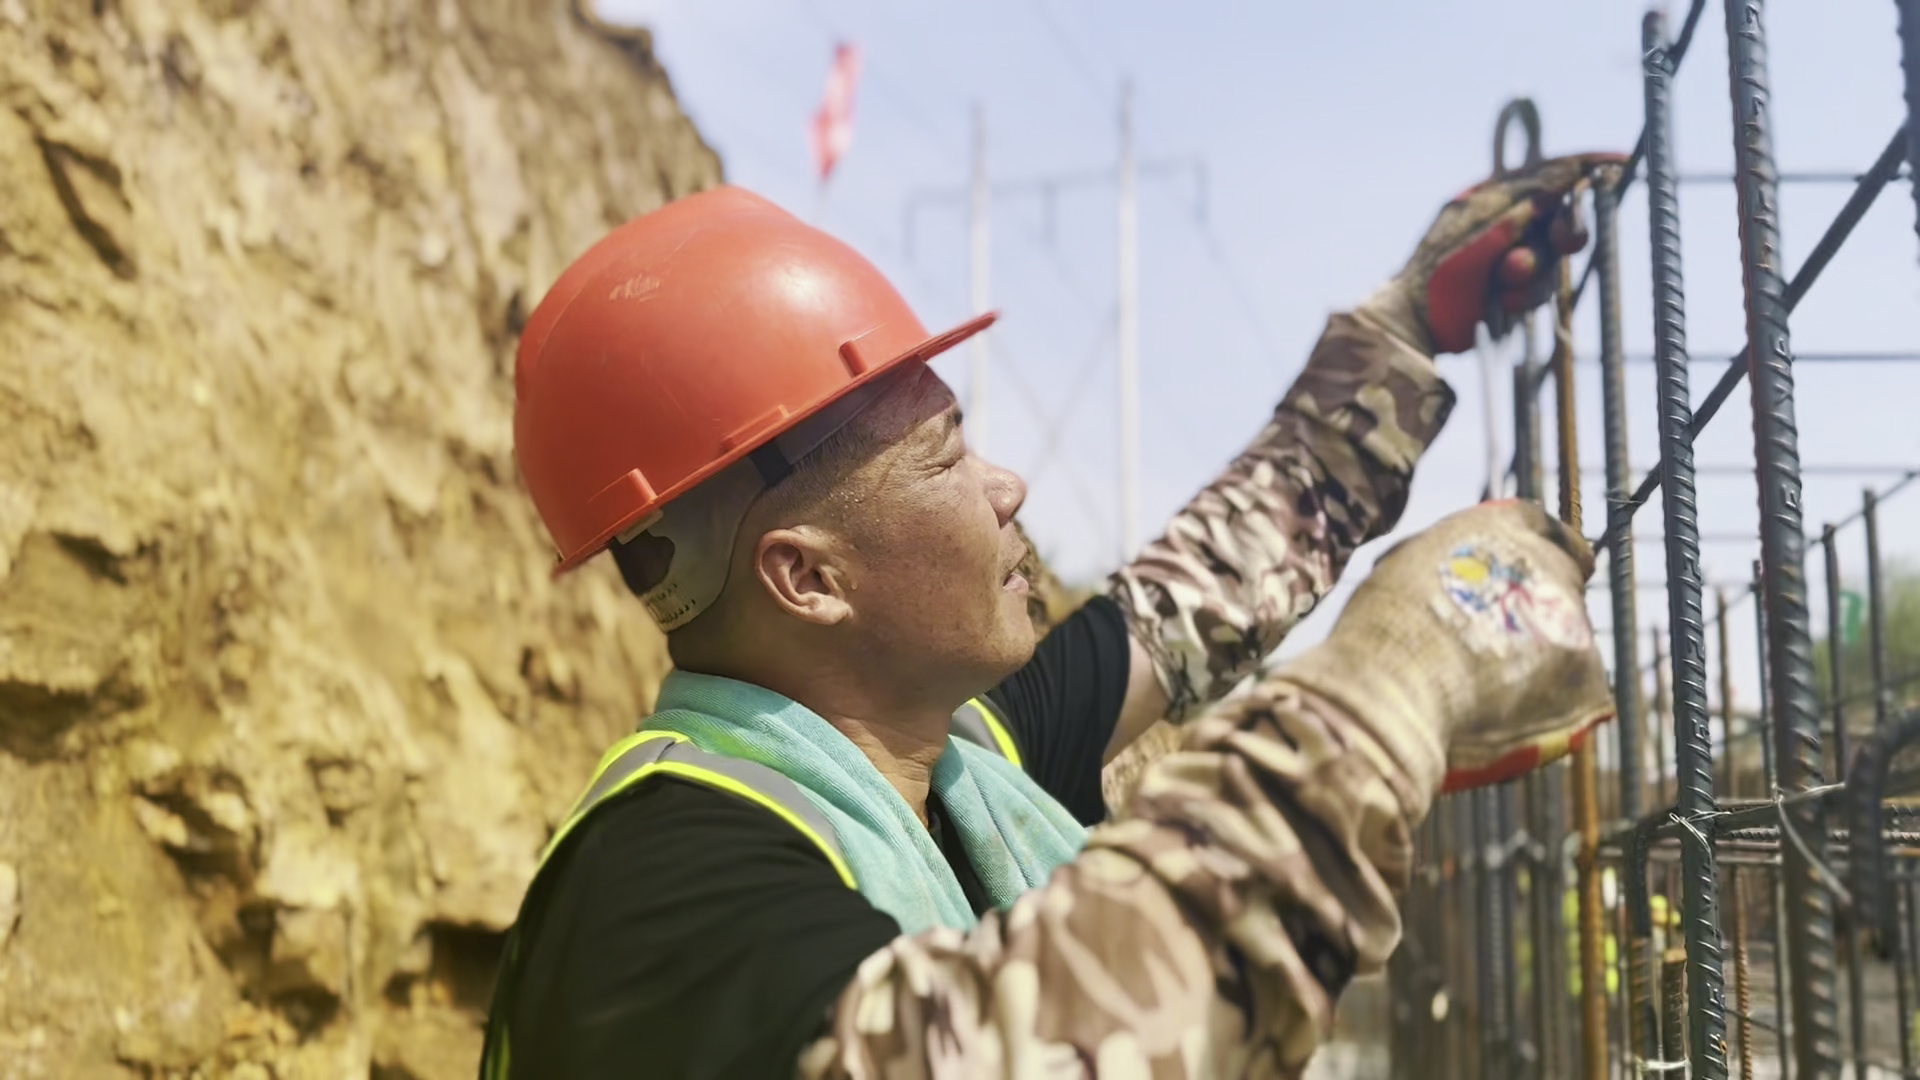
[0,1,714,1074]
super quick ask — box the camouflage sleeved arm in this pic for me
[796,678,1427,1079]
[1107,311,1455,721]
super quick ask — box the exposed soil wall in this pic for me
[0,2,715,1074]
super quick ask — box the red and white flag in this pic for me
[810,42,863,182]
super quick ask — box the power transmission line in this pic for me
[1025,0,1110,104]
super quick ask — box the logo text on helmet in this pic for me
[609,274,663,303]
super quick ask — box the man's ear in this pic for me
[752,526,854,627]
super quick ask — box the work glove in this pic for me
[1274,499,1615,804]
[1360,152,1631,356]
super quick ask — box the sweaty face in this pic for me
[833,366,1036,699]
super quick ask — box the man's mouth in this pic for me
[1002,539,1032,593]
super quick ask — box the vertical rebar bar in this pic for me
[1754,567,1778,793]
[1654,630,1674,807]
[1864,487,1913,1077]
[1555,239,1610,1080]
[1899,884,1917,1079]
[1823,526,1868,1080]
[1496,784,1524,1076]
[1452,795,1482,1079]
[1723,2,1841,1072]
[1643,26,1731,1069]
[1735,868,1757,1080]
[1756,559,1793,1078]
[1473,790,1501,1078]
[1628,819,1662,1069]
[1823,529,1852,783]
[1719,589,1738,798]
[1898,0,1920,264]
[1517,311,1567,1080]
[1662,946,1691,1068]
[1597,166,1645,829]
[1865,490,1892,742]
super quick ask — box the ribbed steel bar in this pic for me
[1516,315,1545,503]
[1513,316,1566,1080]
[1755,560,1793,1077]
[1823,530,1852,786]
[1595,128,1911,553]
[1570,0,1710,306]
[1495,784,1523,1076]
[1472,790,1501,1077]
[1555,241,1609,1080]
[1719,589,1738,798]
[1450,796,1481,1078]
[1734,869,1757,1080]
[1755,567,1778,794]
[1644,22,1730,1070]
[1866,491,1893,741]
[1724,1,1841,1072]
[1662,947,1690,1066]
[1823,526,1868,1080]
[1899,0,1920,264]
[1597,166,1645,828]
[1864,487,1913,1077]
[1654,630,1674,807]
[1627,814,1664,1066]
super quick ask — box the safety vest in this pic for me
[477,696,1023,1079]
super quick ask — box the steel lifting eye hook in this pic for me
[1493,97,1544,180]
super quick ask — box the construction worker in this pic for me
[485,151,1624,1078]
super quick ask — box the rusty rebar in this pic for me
[1663,945,1691,1067]
[1755,559,1795,1075]
[1734,868,1756,1080]
[1555,234,1609,1080]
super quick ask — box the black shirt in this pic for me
[501,595,1134,1079]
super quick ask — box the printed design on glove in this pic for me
[1433,538,1590,656]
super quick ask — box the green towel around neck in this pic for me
[641,671,1088,935]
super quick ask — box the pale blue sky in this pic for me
[599,0,1919,734]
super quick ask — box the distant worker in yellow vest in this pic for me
[484,151,1624,1078]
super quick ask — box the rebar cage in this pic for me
[1386,1,1920,1077]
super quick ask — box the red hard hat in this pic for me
[515,187,995,574]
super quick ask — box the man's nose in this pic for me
[984,460,1028,524]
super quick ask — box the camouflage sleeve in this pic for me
[1108,311,1455,721]
[797,678,1428,1079]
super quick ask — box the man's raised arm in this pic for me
[1103,153,1623,752]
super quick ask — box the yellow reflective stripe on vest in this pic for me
[638,760,855,889]
[539,729,687,864]
[543,732,854,889]
[957,697,1023,767]
[482,731,856,1080]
